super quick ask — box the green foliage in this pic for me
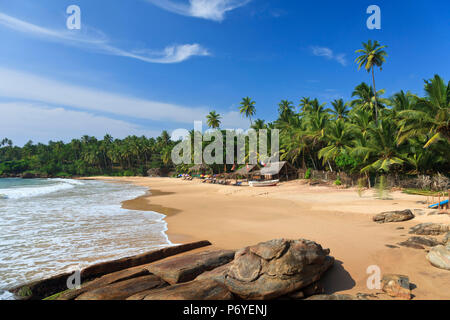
[305,168,312,179]
[375,175,391,200]
[334,177,342,186]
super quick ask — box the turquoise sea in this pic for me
[0,178,171,299]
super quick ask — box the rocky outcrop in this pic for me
[381,274,411,300]
[409,223,449,235]
[12,240,211,300]
[127,279,233,300]
[306,294,358,300]
[444,232,450,245]
[196,262,231,284]
[224,239,334,300]
[373,210,414,223]
[398,236,440,249]
[426,245,450,271]
[75,275,167,300]
[147,250,235,285]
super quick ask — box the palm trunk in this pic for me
[372,67,379,124]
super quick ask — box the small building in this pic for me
[258,161,298,181]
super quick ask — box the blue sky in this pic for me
[0,0,448,145]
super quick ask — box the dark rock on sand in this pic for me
[127,279,233,300]
[409,223,449,236]
[147,250,235,285]
[75,275,167,300]
[224,239,334,300]
[12,240,211,300]
[426,245,450,271]
[381,274,411,300]
[196,262,231,284]
[306,294,358,300]
[398,236,440,250]
[373,210,414,223]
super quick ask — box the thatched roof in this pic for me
[188,164,210,172]
[234,164,259,176]
[260,161,295,175]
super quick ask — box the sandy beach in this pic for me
[86,177,449,300]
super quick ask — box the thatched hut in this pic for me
[188,164,210,175]
[258,161,297,181]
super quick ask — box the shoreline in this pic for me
[4,176,449,300]
[83,176,450,299]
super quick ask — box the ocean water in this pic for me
[0,178,171,300]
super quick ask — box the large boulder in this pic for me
[398,236,440,249]
[127,279,233,300]
[75,275,167,300]
[444,232,450,245]
[373,210,414,223]
[146,250,235,285]
[224,239,334,300]
[381,274,411,300]
[409,223,449,236]
[196,262,231,284]
[426,245,450,271]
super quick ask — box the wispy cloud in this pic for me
[146,0,251,21]
[0,102,161,146]
[310,46,347,66]
[0,12,209,63]
[0,68,249,132]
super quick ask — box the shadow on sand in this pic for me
[319,260,356,294]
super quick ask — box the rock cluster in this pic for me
[373,210,414,223]
[409,223,449,235]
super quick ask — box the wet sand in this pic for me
[84,177,450,300]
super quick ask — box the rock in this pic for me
[426,245,450,271]
[396,227,405,230]
[373,210,414,223]
[224,239,334,300]
[56,265,152,300]
[127,279,233,300]
[12,240,211,300]
[409,223,449,235]
[381,274,411,300]
[398,236,440,250]
[196,262,231,284]
[147,250,235,285]
[385,245,399,249]
[444,232,450,245]
[75,275,167,300]
[306,294,358,300]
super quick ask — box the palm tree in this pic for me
[239,97,256,125]
[350,82,390,120]
[355,40,388,122]
[251,119,266,130]
[318,120,353,166]
[278,100,295,122]
[206,111,222,129]
[330,99,349,120]
[397,75,450,147]
[352,119,404,173]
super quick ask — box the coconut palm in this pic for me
[330,99,349,120]
[239,97,256,125]
[350,82,390,120]
[318,120,353,165]
[352,119,404,173]
[355,40,388,122]
[206,111,222,129]
[277,100,295,122]
[251,119,266,130]
[397,75,450,148]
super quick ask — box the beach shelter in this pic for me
[259,161,297,181]
[188,164,210,175]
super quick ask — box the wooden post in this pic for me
[438,193,441,210]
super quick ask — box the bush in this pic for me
[305,168,312,179]
[334,177,342,186]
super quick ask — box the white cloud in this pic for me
[0,102,161,146]
[0,12,209,64]
[0,68,249,136]
[310,46,347,66]
[146,0,251,21]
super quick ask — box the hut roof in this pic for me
[188,164,209,172]
[260,161,295,175]
[234,164,259,176]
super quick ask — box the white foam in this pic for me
[0,180,81,199]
